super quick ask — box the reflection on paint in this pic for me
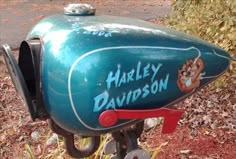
[93,62,169,112]
[44,30,72,55]
[102,23,167,35]
[30,22,53,36]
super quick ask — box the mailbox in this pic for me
[2,4,233,159]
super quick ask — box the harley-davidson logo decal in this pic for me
[93,62,169,112]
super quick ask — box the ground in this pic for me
[0,0,236,159]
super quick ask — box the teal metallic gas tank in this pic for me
[19,12,230,135]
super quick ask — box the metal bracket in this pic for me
[110,121,150,159]
[49,120,100,158]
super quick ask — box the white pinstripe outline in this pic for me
[67,46,224,131]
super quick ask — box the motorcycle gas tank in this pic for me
[27,15,230,135]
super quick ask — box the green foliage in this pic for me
[166,0,236,88]
[167,0,236,53]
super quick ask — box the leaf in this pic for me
[151,142,168,159]
[25,144,35,159]
[180,149,192,154]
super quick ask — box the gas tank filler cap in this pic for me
[64,3,95,16]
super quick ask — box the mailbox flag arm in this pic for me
[99,108,185,134]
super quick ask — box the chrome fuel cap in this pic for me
[64,3,95,16]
